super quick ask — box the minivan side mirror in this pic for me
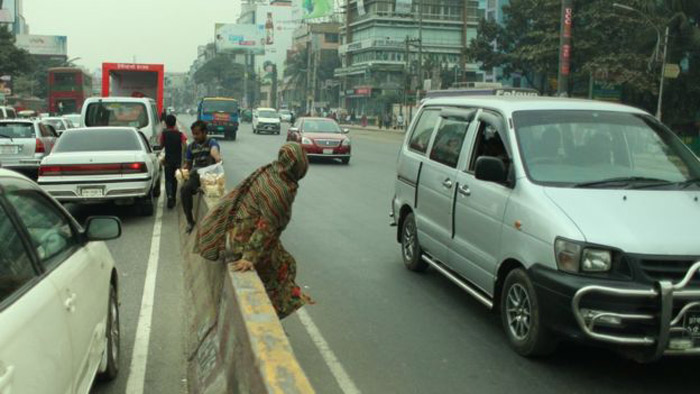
[474,156,508,184]
[85,216,122,241]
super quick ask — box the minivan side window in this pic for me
[408,108,440,154]
[429,117,470,168]
[6,191,79,271]
[0,203,37,304]
[468,116,510,173]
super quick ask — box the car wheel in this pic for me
[501,268,557,357]
[152,177,161,198]
[401,212,428,272]
[138,189,155,217]
[98,284,120,381]
[341,157,350,165]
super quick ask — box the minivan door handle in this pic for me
[442,178,453,189]
[458,184,471,196]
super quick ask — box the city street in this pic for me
[174,118,695,394]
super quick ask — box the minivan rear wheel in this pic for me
[401,212,428,272]
[500,268,556,357]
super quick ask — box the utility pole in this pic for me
[243,54,248,108]
[557,0,573,96]
[657,26,669,120]
[417,0,423,104]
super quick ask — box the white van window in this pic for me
[7,109,16,119]
[469,119,509,173]
[0,204,36,304]
[429,118,470,168]
[408,108,440,154]
[0,109,5,119]
[85,102,149,128]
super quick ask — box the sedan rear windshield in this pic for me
[302,119,341,133]
[0,123,35,138]
[84,102,149,128]
[54,129,142,152]
[202,100,239,114]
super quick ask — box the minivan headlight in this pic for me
[554,238,612,273]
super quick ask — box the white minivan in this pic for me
[392,95,700,362]
[81,97,163,147]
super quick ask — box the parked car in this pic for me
[63,113,82,128]
[253,108,281,135]
[0,106,17,119]
[43,117,73,135]
[0,119,58,177]
[0,168,121,393]
[81,97,163,148]
[279,109,293,123]
[392,96,700,362]
[38,127,162,216]
[287,117,351,164]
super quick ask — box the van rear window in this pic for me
[84,102,149,128]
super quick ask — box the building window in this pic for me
[325,33,339,43]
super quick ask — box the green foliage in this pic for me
[193,55,253,98]
[0,25,33,80]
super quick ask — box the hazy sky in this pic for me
[23,0,241,73]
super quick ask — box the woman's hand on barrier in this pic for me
[232,259,254,272]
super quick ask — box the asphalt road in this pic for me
[73,115,697,393]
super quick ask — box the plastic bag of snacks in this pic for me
[175,168,190,183]
[197,163,226,198]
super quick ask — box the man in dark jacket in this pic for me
[159,114,187,209]
[181,120,222,233]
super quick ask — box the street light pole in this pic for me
[657,26,669,120]
[417,0,423,105]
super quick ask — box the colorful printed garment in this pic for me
[195,143,311,319]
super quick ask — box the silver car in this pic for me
[0,119,58,176]
[392,96,700,361]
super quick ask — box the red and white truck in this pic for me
[101,63,165,115]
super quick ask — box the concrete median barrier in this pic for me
[179,193,314,394]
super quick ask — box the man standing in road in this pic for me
[181,120,222,233]
[160,114,187,209]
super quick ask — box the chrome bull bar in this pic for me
[572,261,700,359]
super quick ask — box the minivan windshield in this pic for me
[514,110,700,188]
[202,100,238,114]
[84,102,149,128]
[258,110,278,118]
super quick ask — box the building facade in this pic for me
[336,0,485,115]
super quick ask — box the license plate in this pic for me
[0,145,18,154]
[80,188,104,198]
[323,149,334,155]
[684,311,700,338]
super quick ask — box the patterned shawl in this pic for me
[195,142,309,261]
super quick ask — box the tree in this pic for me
[0,25,33,80]
[284,47,309,95]
[193,55,253,99]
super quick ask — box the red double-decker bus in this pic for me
[48,67,93,115]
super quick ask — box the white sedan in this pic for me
[0,168,121,393]
[38,127,162,216]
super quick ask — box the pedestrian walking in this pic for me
[159,114,187,209]
[397,113,405,130]
[361,113,368,127]
[181,120,222,234]
[195,142,313,319]
[384,112,392,130]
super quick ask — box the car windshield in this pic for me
[44,119,66,131]
[0,123,35,138]
[54,129,142,152]
[202,100,238,114]
[84,102,149,128]
[302,119,341,133]
[258,110,278,118]
[514,110,700,188]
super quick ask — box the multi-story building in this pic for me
[336,0,485,115]
[280,22,341,112]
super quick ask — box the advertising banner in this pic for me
[215,24,265,54]
[256,5,300,77]
[0,0,15,23]
[15,34,68,56]
[302,0,334,19]
[395,0,412,14]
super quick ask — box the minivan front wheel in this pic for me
[401,212,428,272]
[98,284,120,381]
[501,268,556,357]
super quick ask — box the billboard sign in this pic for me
[215,24,265,54]
[15,34,68,57]
[395,0,412,14]
[302,0,333,19]
[0,0,16,23]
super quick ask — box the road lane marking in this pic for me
[297,309,361,394]
[125,186,165,394]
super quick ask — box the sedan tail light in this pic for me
[35,138,45,153]
[38,162,148,176]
